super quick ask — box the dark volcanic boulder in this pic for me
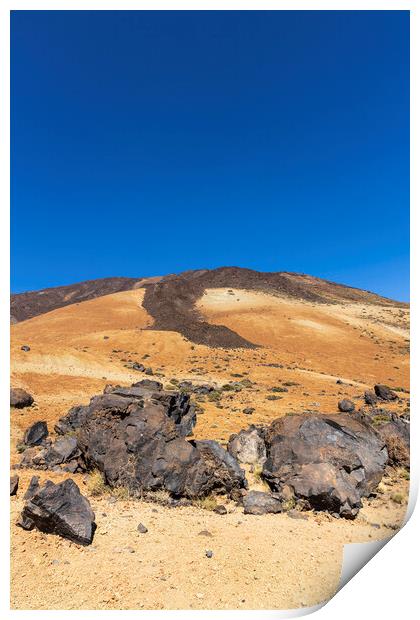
[18,479,95,545]
[374,384,398,401]
[192,440,247,495]
[243,490,283,515]
[228,426,267,465]
[10,387,34,409]
[75,387,245,499]
[10,474,19,496]
[364,391,378,406]
[56,381,196,438]
[23,421,48,446]
[262,413,388,518]
[45,436,80,465]
[338,399,355,413]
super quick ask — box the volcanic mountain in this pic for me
[10,266,410,610]
[11,266,409,440]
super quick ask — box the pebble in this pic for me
[137,523,148,534]
[205,550,213,558]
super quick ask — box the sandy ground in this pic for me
[10,287,410,609]
[10,468,408,611]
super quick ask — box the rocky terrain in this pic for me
[10,267,410,609]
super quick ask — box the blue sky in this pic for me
[11,10,409,300]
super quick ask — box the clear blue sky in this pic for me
[11,10,409,301]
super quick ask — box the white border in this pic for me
[1,2,417,618]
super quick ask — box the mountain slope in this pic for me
[10,276,142,323]
[11,267,406,343]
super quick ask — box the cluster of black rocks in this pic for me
[12,378,409,545]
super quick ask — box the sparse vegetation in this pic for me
[371,414,391,426]
[87,469,108,496]
[207,390,223,402]
[192,495,219,511]
[282,497,296,511]
[398,468,410,480]
[144,489,172,506]
[112,485,134,501]
[391,493,404,505]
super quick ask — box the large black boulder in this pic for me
[262,413,388,518]
[74,387,245,499]
[56,381,196,439]
[18,479,95,545]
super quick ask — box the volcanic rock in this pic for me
[262,413,388,518]
[243,490,283,515]
[55,405,89,435]
[74,386,246,499]
[364,391,378,406]
[10,387,34,409]
[228,426,267,465]
[374,384,398,401]
[18,479,95,545]
[23,476,40,500]
[338,399,355,413]
[23,421,48,446]
[10,474,19,496]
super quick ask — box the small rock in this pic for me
[137,522,148,534]
[243,490,283,515]
[10,387,34,409]
[374,384,398,401]
[205,550,213,558]
[287,509,308,521]
[198,530,213,537]
[364,390,378,406]
[338,399,355,413]
[213,505,227,515]
[243,407,255,415]
[23,421,48,446]
[10,474,19,496]
[21,345,31,352]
